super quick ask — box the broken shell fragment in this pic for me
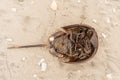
[49,36,54,42]
[50,0,58,11]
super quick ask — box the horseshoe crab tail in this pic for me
[7,44,47,49]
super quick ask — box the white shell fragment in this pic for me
[22,57,26,61]
[49,36,54,41]
[33,74,37,78]
[11,8,17,12]
[77,70,81,73]
[102,33,107,38]
[112,8,116,13]
[106,17,110,23]
[92,19,97,23]
[50,0,58,11]
[106,73,112,79]
[41,63,47,71]
[77,0,81,3]
[6,38,13,42]
[38,58,47,72]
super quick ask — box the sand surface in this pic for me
[0,0,120,80]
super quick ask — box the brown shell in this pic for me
[49,24,98,63]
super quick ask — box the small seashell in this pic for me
[49,36,54,41]
[102,33,106,38]
[6,38,13,42]
[38,58,47,72]
[77,0,81,3]
[50,0,58,11]
[106,73,112,79]
[92,19,97,23]
[106,17,110,23]
[77,70,81,73]
[41,63,47,71]
[11,8,17,12]
[38,58,45,64]
[33,74,37,78]
[112,8,116,13]
[22,57,26,61]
